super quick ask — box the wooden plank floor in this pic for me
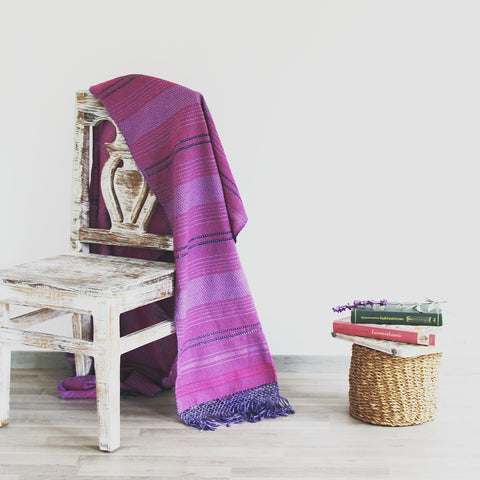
[0,354,478,479]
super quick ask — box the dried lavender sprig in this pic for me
[332,299,387,313]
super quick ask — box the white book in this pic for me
[331,332,442,358]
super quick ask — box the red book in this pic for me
[332,318,437,346]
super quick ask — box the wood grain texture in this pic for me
[72,313,92,376]
[70,93,91,255]
[120,319,175,355]
[92,303,121,452]
[0,358,478,479]
[78,228,173,251]
[0,304,10,427]
[0,254,174,297]
[10,308,64,328]
[0,327,96,356]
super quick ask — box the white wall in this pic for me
[1,0,478,358]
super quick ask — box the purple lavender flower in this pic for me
[332,299,387,313]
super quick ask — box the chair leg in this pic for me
[93,304,121,452]
[0,303,11,427]
[72,313,93,376]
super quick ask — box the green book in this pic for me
[351,303,443,326]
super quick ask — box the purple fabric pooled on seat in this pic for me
[58,74,293,429]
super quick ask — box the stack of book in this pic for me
[331,301,443,357]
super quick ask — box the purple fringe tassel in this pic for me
[179,383,294,431]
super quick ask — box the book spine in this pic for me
[332,332,396,355]
[332,332,441,358]
[351,308,442,326]
[332,321,435,345]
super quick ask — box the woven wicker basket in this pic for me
[348,344,442,426]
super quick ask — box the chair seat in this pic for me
[0,253,175,297]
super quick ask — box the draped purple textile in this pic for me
[59,75,293,429]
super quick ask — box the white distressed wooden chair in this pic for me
[0,91,176,452]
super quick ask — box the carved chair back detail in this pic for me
[72,91,173,253]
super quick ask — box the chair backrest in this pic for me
[71,91,173,253]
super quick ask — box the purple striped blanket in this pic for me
[58,74,293,429]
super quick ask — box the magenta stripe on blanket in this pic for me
[62,74,294,429]
[176,361,276,400]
